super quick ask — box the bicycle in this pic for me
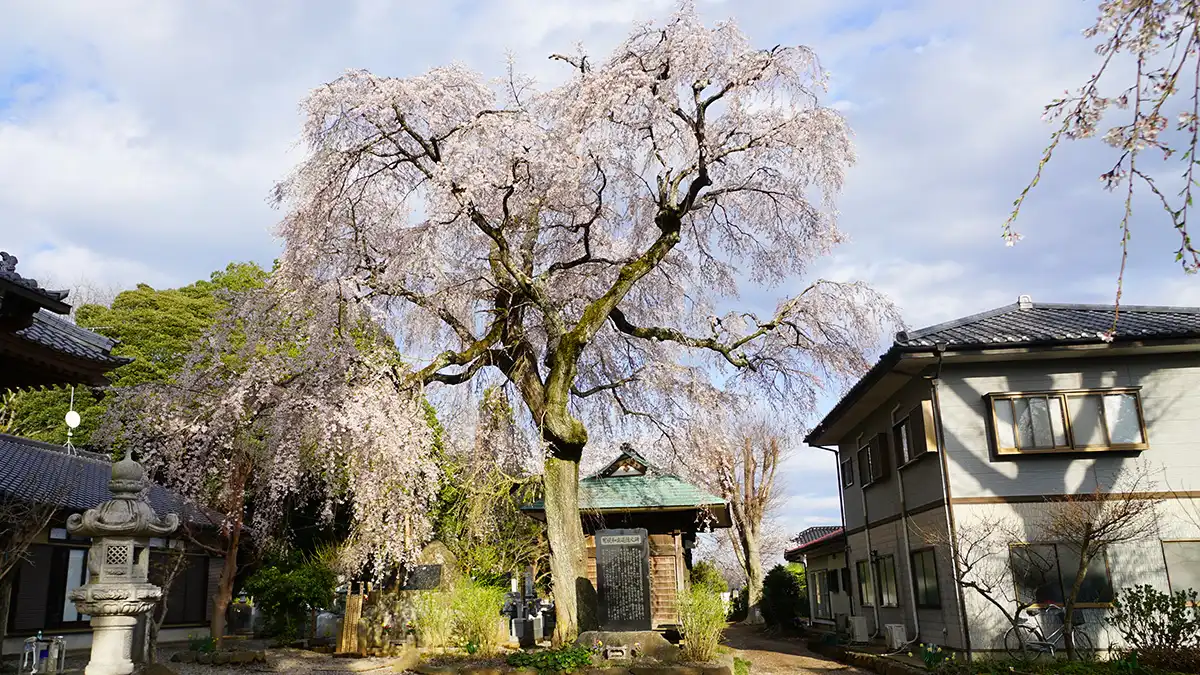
[1002,603,1094,661]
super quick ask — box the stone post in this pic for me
[67,453,179,675]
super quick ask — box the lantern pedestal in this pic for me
[70,585,162,675]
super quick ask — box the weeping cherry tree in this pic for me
[271,4,896,643]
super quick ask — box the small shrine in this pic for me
[67,452,179,675]
[523,444,731,631]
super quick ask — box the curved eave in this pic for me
[521,502,732,529]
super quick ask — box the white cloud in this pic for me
[4,0,1199,541]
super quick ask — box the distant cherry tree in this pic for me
[103,291,438,645]
[271,4,895,643]
[1007,0,1200,319]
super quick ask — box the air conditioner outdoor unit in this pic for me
[884,623,908,650]
[848,616,869,644]
[834,613,849,632]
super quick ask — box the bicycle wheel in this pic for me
[1003,625,1041,661]
[1070,629,1095,661]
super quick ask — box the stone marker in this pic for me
[595,528,652,631]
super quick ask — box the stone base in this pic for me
[576,632,679,662]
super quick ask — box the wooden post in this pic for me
[338,586,363,655]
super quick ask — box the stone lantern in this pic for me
[68,452,179,675]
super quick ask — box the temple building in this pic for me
[523,444,731,631]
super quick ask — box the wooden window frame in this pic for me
[1008,542,1115,608]
[986,387,1149,456]
[911,548,941,609]
[856,559,874,607]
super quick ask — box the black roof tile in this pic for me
[0,434,216,526]
[0,251,69,312]
[14,310,129,366]
[896,300,1200,349]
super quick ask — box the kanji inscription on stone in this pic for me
[595,528,652,631]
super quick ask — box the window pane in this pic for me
[857,560,874,605]
[1049,397,1068,446]
[842,458,854,487]
[858,448,871,485]
[1014,398,1036,448]
[1029,397,1056,448]
[1058,547,1114,603]
[1010,545,1063,605]
[1164,541,1200,594]
[912,550,940,608]
[1103,394,1144,444]
[1068,395,1107,446]
[878,556,898,606]
[63,549,88,622]
[994,399,1017,449]
[895,421,911,465]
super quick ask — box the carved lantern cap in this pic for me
[66,452,179,539]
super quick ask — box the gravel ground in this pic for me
[721,624,869,675]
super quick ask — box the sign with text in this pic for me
[595,528,652,631]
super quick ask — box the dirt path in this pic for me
[721,624,868,675]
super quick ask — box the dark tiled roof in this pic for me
[15,310,128,366]
[792,525,842,547]
[784,526,845,561]
[0,251,69,312]
[0,434,216,526]
[806,298,1200,446]
[896,300,1200,349]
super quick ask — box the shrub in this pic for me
[412,589,455,648]
[1109,584,1200,673]
[733,656,752,675]
[243,552,336,642]
[760,564,806,629]
[452,578,507,654]
[507,645,594,673]
[678,585,727,662]
[690,561,729,594]
[187,633,216,653]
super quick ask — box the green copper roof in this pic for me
[523,444,725,512]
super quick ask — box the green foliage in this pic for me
[678,585,727,663]
[690,561,729,594]
[243,550,336,642]
[412,590,455,648]
[910,643,954,670]
[451,578,507,655]
[432,387,548,585]
[506,645,594,674]
[187,634,216,654]
[761,564,807,628]
[1109,585,1200,673]
[5,262,268,446]
[733,656,752,675]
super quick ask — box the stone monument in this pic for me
[68,452,180,675]
[594,528,652,631]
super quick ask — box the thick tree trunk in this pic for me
[740,528,765,625]
[211,522,241,648]
[1063,553,1090,661]
[543,456,593,646]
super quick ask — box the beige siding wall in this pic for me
[937,353,1200,499]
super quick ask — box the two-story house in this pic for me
[799,296,1200,654]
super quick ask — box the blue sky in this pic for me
[2,0,1198,558]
